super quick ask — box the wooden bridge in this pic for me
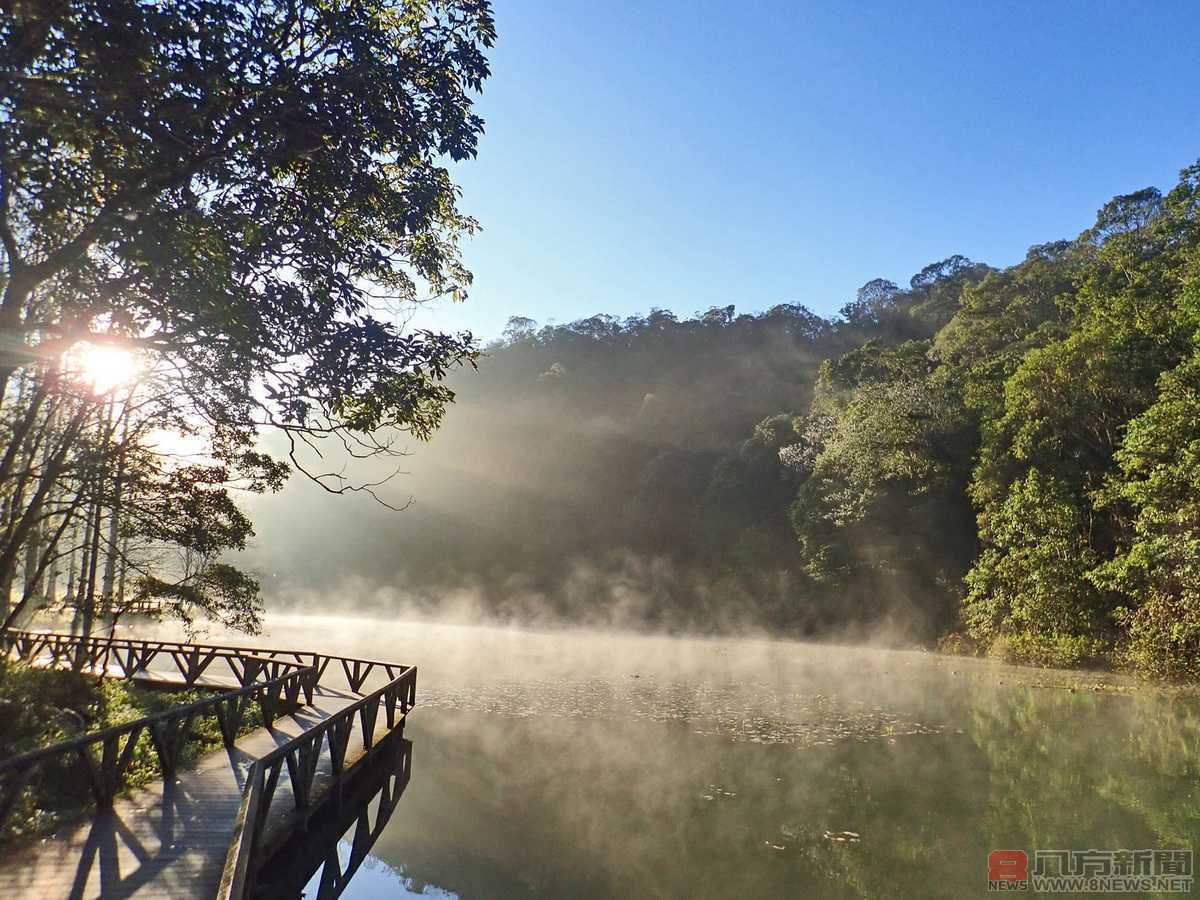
[0,629,416,899]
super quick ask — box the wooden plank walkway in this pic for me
[0,683,399,899]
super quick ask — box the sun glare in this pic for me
[67,341,142,395]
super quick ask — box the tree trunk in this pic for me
[0,404,90,587]
[0,567,10,623]
[72,398,114,670]
[64,522,78,609]
[73,491,103,671]
[2,491,85,633]
[70,502,94,637]
[99,411,128,620]
[22,518,42,609]
[44,540,60,607]
[0,273,35,410]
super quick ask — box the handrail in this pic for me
[239,738,413,900]
[259,665,416,769]
[218,665,417,900]
[0,666,310,775]
[0,659,316,836]
[6,629,407,693]
[2,630,322,702]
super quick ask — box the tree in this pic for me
[502,316,539,343]
[0,354,284,639]
[838,278,899,327]
[960,165,1200,666]
[909,255,975,291]
[1092,350,1200,679]
[1085,188,1164,244]
[963,469,1108,666]
[780,339,975,635]
[0,0,495,635]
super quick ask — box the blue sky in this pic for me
[414,0,1200,340]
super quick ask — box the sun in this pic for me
[67,341,142,395]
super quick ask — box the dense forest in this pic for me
[258,162,1200,679]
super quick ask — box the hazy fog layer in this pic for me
[236,308,856,637]
[145,611,1162,745]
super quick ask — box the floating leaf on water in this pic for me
[822,830,862,843]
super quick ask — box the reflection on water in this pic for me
[251,734,413,899]
[153,616,1200,898]
[332,695,1200,899]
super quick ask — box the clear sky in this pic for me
[414,0,1200,340]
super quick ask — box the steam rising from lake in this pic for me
[156,613,1158,750]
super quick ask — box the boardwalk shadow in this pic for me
[222,744,260,792]
[56,720,402,900]
[66,779,202,900]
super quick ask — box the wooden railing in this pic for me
[4,628,412,695]
[218,663,417,900]
[2,629,319,699]
[0,663,314,836]
[248,736,413,900]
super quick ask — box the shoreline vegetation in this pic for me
[0,658,262,843]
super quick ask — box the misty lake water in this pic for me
[187,614,1200,898]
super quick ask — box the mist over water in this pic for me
[152,613,1200,898]
[236,310,958,644]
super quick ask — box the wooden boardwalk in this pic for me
[0,684,397,899]
[0,635,415,900]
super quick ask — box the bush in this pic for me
[937,630,982,657]
[1115,596,1200,681]
[987,631,1109,669]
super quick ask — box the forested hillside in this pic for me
[262,162,1200,678]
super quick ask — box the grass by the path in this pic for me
[0,658,262,842]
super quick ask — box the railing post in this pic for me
[218,760,265,900]
[302,666,315,705]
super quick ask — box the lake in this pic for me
[209,614,1200,898]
